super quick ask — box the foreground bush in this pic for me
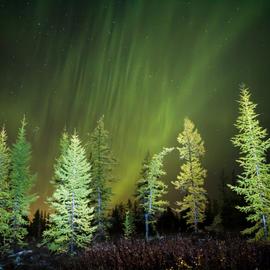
[56,235,270,270]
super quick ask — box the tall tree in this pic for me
[229,85,270,240]
[137,147,173,241]
[43,133,95,254]
[172,118,207,233]
[88,116,115,238]
[0,126,12,252]
[135,152,151,205]
[54,130,70,184]
[10,117,37,247]
[134,153,151,234]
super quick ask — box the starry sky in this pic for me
[1,0,270,214]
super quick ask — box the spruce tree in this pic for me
[0,126,12,252]
[88,116,115,238]
[229,85,270,240]
[134,153,151,233]
[9,117,37,247]
[137,147,173,241]
[54,131,70,184]
[172,118,207,233]
[135,152,151,205]
[43,132,95,254]
[123,210,135,239]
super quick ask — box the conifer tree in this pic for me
[123,210,135,239]
[43,132,95,254]
[9,117,37,247]
[54,131,70,184]
[0,127,12,252]
[135,152,151,206]
[134,153,151,232]
[88,116,115,237]
[229,85,270,240]
[137,147,173,241]
[172,118,207,233]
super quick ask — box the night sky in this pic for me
[1,0,270,214]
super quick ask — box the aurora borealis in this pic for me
[1,0,270,214]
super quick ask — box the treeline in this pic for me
[0,84,270,255]
[27,176,244,241]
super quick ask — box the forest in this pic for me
[0,85,270,269]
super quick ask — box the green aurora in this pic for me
[1,0,270,213]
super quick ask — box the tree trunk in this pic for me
[255,165,268,239]
[194,201,198,233]
[145,188,153,241]
[145,213,149,242]
[70,192,75,254]
[262,213,268,239]
[97,187,102,233]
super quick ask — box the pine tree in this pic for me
[172,118,207,233]
[134,153,151,234]
[9,117,37,247]
[123,210,135,239]
[0,126,12,252]
[54,130,70,184]
[43,132,95,254]
[88,116,115,237]
[229,85,270,240]
[135,152,151,205]
[137,147,173,241]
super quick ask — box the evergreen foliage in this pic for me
[172,118,207,232]
[135,152,151,205]
[9,117,37,247]
[88,116,115,237]
[229,85,270,240]
[43,132,95,254]
[54,130,70,184]
[134,153,151,233]
[123,210,135,239]
[0,126,12,252]
[137,147,173,241]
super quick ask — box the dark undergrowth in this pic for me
[2,235,270,269]
[57,235,270,270]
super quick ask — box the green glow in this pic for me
[0,0,270,213]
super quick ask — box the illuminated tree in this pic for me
[137,147,173,241]
[123,209,135,239]
[172,118,207,233]
[54,130,70,184]
[0,127,12,253]
[88,116,115,238]
[133,153,152,232]
[135,152,151,205]
[229,85,270,240]
[9,117,37,247]
[43,133,95,254]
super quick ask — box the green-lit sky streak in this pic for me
[1,0,270,213]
